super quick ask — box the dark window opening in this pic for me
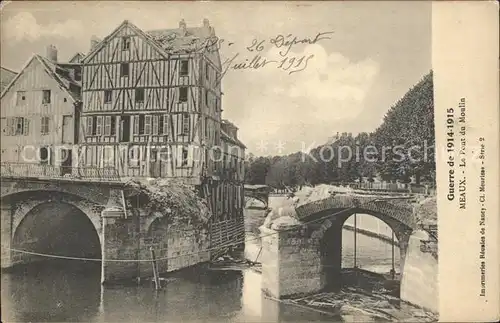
[110,117,116,135]
[135,88,144,103]
[121,115,131,142]
[39,147,49,164]
[205,63,209,80]
[42,90,51,104]
[138,115,145,135]
[74,70,82,81]
[91,116,97,135]
[182,147,188,166]
[182,113,189,134]
[122,37,131,50]
[104,90,112,103]
[120,63,129,77]
[180,60,189,76]
[14,117,24,135]
[158,115,164,135]
[179,87,188,102]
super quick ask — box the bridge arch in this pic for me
[3,190,104,240]
[244,196,268,209]
[11,200,102,265]
[304,204,413,292]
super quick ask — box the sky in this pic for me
[0,1,431,156]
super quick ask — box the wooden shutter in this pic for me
[23,118,30,136]
[96,116,103,135]
[145,115,152,134]
[104,116,111,135]
[85,117,92,136]
[163,114,169,136]
[152,115,159,134]
[187,145,194,167]
[133,115,139,134]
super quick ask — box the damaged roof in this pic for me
[221,129,246,149]
[37,55,81,101]
[84,19,222,69]
[1,55,81,102]
[0,67,17,93]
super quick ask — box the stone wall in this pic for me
[260,225,325,298]
[166,225,210,272]
[400,230,438,313]
[102,210,211,283]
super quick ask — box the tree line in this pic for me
[244,71,435,188]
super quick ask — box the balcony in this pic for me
[0,162,121,182]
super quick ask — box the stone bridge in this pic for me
[0,177,211,283]
[244,185,272,209]
[260,190,438,313]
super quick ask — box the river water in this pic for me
[1,197,400,322]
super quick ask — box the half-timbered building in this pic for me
[0,46,81,175]
[78,19,245,251]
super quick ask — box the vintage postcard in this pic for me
[0,1,498,322]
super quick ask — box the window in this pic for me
[162,115,169,135]
[42,90,51,104]
[179,87,188,102]
[104,90,112,104]
[23,118,30,136]
[96,116,103,135]
[129,147,140,167]
[181,146,188,167]
[181,113,189,135]
[152,116,159,134]
[41,116,50,135]
[158,115,164,135]
[104,116,111,135]
[14,117,24,135]
[110,116,116,135]
[16,91,26,105]
[85,117,92,136]
[180,60,189,76]
[91,116,97,135]
[122,36,131,50]
[135,88,144,103]
[138,115,145,135]
[205,89,208,106]
[205,63,209,80]
[120,63,129,77]
[144,115,152,134]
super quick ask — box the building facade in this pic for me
[0,47,81,175]
[77,19,245,250]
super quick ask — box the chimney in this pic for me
[46,44,58,62]
[179,19,187,32]
[90,35,100,51]
[203,18,210,28]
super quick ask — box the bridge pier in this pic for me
[260,223,327,298]
[100,209,141,284]
[1,204,13,269]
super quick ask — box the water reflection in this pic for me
[2,260,101,322]
[3,205,401,322]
